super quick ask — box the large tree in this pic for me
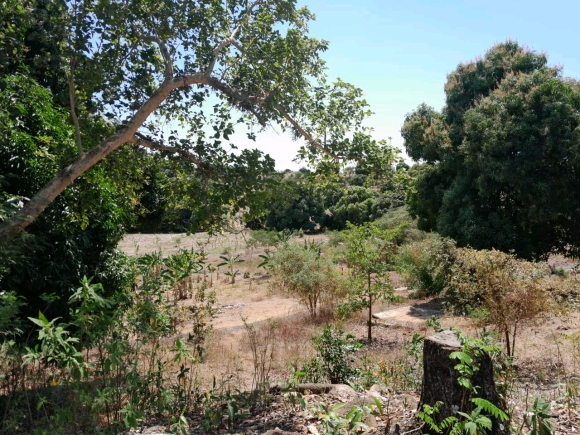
[0,0,392,240]
[403,41,580,259]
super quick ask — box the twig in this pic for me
[399,422,424,435]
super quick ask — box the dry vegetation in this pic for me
[113,232,580,434]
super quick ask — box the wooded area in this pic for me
[1,0,579,434]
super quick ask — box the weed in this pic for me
[525,397,554,435]
[302,325,362,384]
[243,318,277,393]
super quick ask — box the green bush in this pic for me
[0,250,216,434]
[396,235,456,297]
[246,229,279,248]
[374,206,426,244]
[302,325,362,384]
[325,230,347,247]
[269,243,341,316]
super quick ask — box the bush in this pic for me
[325,230,347,247]
[302,325,362,384]
[396,235,456,297]
[246,229,279,248]
[374,206,426,243]
[269,243,341,316]
[446,248,555,356]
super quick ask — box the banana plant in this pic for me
[163,250,204,302]
[217,253,244,285]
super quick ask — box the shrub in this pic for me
[246,229,279,248]
[0,250,216,434]
[447,248,555,356]
[269,242,341,316]
[396,235,456,297]
[374,206,426,243]
[302,324,362,384]
[325,230,347,247]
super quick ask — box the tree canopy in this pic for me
[403,41,580,259]
[0,0,394,240]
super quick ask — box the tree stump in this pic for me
[418,330,509,435]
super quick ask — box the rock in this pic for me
[369,384,387,395]
[295,383,357,397]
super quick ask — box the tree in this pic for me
[339,222,402,341]
[0,73,135,322]
[402,41,580,259]
[255,171,328,232]
[328,186,379,229]
[0,0,394,240]
[269,242,340,317]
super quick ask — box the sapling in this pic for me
[339,222,404,340]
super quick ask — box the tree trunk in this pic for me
[419,330,509,435]
[367,274,372,341]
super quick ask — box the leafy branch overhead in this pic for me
[0,0,393,239]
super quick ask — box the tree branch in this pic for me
[132,132,204,168]
[141,34,174,81]
[277,105,365,164]
[67,59,83,154]
[276,104,341,160]
[204,0,262,76]
[0,69,280,239]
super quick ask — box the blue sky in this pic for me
[235,0,580,170]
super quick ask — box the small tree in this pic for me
[270,242,339,317]
[340,222,403,341]
[447,248,555,357]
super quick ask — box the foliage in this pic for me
[417,398,507,435]
[447,248,555,356]
[302,324,362,384]
[327,186,380,229]
[310,401,369,435]
[269,242,341,316]
[373,206,425,243]
[0,0,398,241]
[0,73,134,324]
[527,397,554,435]
[403,41,580,259]
[396,235,456,297]
[249,162,411,232]
[252,171,329,232]
[217,253,244,284]
[338,222,403,340]
[246,229,280,248]
[0,250,215,434]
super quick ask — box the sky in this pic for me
[232,0,580,170]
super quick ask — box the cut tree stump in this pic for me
[418,330,509,435]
